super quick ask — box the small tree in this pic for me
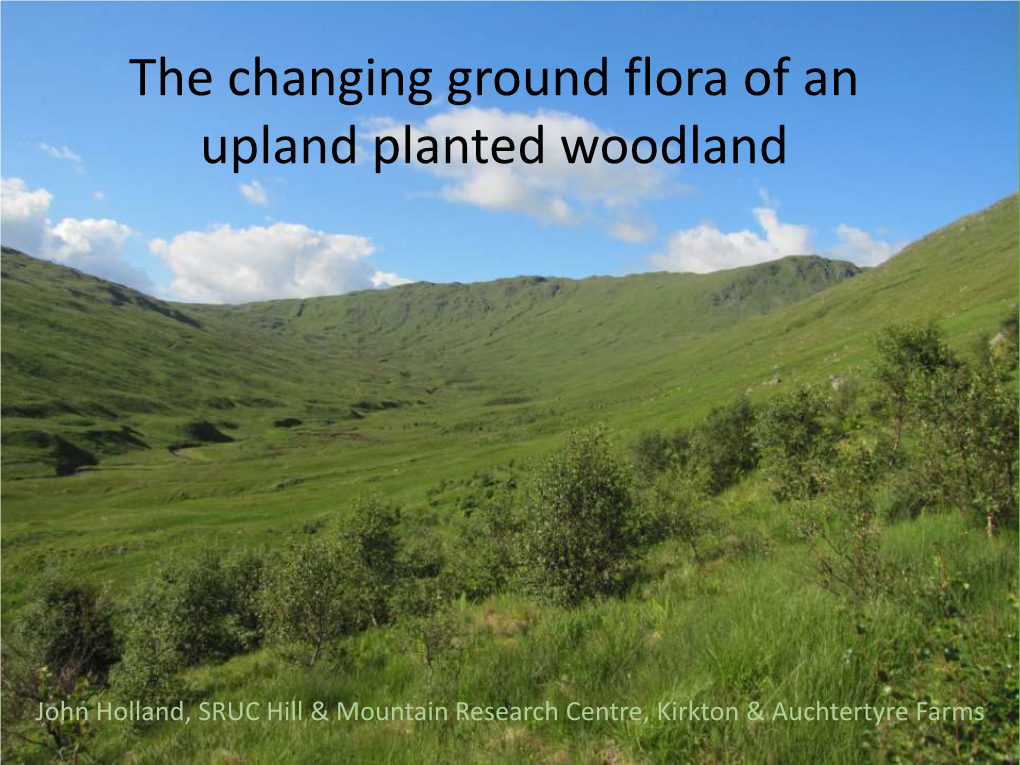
[753,387,839,500]
[874,319,955,451]
[111,549,266,710]
[1,661,98,765]
[13,574,120,692]
[261,531,375,666]
[456,481,521,600]
[649,466,711,562]
[519,425,641,606]
[689,396,759,494]
[2,575,116,761]
[800,443,890,602]
[632,430,673,482]
[110,576,188,710]
[340,497,402,624]
[908,348,1018,536]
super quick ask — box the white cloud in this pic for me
[753,207,813,257]
[606,218,656,244]
[38,143,83,170]
[239,180,268,207]
[757,186,776,207]
[92,190,105,202]
[45,218,139,282]
[651,206,813,273]
[830,224,903,267]
[371,271,413,288]
[1,177,150,288]
[366,108,669,239]
[1,177,53,255]
[151,223,408,303]
[651,195,900,274]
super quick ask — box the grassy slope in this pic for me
[1,195,1017,763]
[1,252,862,473]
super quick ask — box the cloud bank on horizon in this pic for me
[151,223,410,303]
[1,164,901,302]
[651,195,903,274]
[1,177,149,289]
[2,177,411,303]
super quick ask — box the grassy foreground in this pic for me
[82,507,1016,765]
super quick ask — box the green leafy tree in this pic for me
[340,497,402,624]
[519,425,641,606]
[2,576,117,761]
[11,574,120,692]
[874,319,955,450]
[689,396,759,494]
[261,531,375,666]
[800,443,891,602]
[1,664,98,764]
[649,466,711,562]
[111,549,265,710]
[908,348,1018,536]
[456,481,522,600]
[632,430,674,482]
[753,387,840,500]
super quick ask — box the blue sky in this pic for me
[1,2,1017,302]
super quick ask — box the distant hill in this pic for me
[2,194,1017,476]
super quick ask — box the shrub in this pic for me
[632,430,675,482]
[800,443,891,602]
[872,567,1019,762]
[339,497,402,624]
[2,576,116,760]
[110,576,188,710]
[874,319,956,450]
[455,482,521,600]
[261,531,375,666]
[1,664,98,764]
[341,497,401,583]
[111,549,265,707]
[908,348,1019,535]
[12,574,120,692]
[518,425,642,606]
[688,396,759,493]
[753,387,839,500]
[648,466,711,562]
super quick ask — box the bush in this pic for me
[632,430,675,482]
[12,574,120,692]
[874,319,956,450]
[1,663,98,764]
[753,387,840,500]
[261,531,376,666]
[110,578,188,710]
[455,482,521,600]
[518,425,642,606]
[2,576,116,760]
[648,466,711,562]
[872,568,1019,762]
[111,549,265,707]
[800,443,891,602]
[340,497,402,624]
[688,396,758,494]
[908,348,1019,535]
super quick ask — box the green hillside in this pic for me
[0,250,862,477]
[0,194,1017,764]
